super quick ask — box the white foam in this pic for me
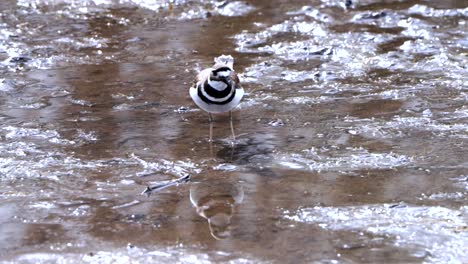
[285,204,468,263]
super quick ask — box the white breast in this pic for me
[208,80,228,91]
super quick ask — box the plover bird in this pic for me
[190,55,244,143]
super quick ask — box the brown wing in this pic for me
[229,70,241,88]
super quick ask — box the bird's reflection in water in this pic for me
[189,177,244,240]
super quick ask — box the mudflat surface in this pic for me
[0,0,467,263]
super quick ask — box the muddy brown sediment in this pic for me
[0,0,467,263]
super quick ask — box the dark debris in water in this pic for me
[356,11,388,20]
[142,174,191,196]
[9,56,32,63]
[268,119,285,127]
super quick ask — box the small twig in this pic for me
[141,174,191,197]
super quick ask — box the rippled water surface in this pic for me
[1,0,467,263]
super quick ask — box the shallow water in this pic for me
[0,0,467,263]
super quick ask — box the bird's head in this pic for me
[211,66,232,80]
[213,54,234,69]
[211,55,235,81]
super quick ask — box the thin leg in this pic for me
[229,111,236,143]
[208,113,214,142]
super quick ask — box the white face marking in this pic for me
[208,80,228,91]
[215,70,231,77]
